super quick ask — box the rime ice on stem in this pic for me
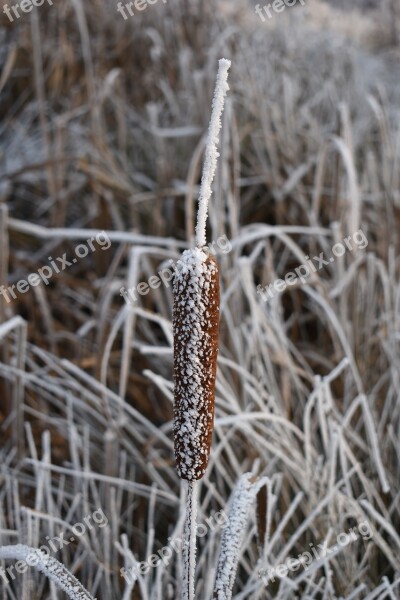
[182,481,198,600]
[195,58,231,249]
[173,58,231,600]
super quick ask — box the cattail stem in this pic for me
[182,481,198,600]
[195,58,231,249]
[173,57,231,600]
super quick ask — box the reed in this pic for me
[172,58,231,600]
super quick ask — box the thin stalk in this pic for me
[182,481,198,600]
[195,58,231,248]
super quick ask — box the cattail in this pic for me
[173,247,220,480]
[173,58,230,482]
[172,58,231,600]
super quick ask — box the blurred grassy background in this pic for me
[0,1,400,598]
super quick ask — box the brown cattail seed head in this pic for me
[173,247,220,481]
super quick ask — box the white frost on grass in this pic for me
[213,473,268,600]
[195,58,231,249]
[0,545,96,600]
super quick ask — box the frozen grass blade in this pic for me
[213,473,267,600]
[0,545,96,600]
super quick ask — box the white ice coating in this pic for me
[0,544,96,600]
[213,474,267,600]
[173,247,219,480]
[195,58,231,248]
[182,481,199,600]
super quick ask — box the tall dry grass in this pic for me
[0,0,400,598]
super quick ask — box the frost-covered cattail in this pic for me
[173,58,230,483]
[173,248,220,480]
[173,58,231,600]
